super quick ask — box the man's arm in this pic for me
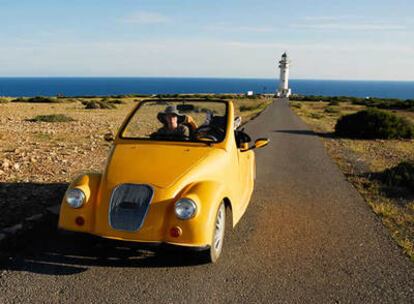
[178,125,190,139]
[184,115,198,130]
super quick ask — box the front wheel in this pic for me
[206,202,226,263]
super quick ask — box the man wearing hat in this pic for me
[151,105,194,140]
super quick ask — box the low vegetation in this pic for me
[324,106,340,114]
[335,109,414,139]
[83,100,117,109]
[239,105,257,112]
[236,99,272,121]
[290,98,414,261]
[29,114,75,122]
[380,161,414,189]
[154,93,270,100]
[10,97,28,102]
[108,99,125,104]
[15,96,60,103]
[290,94,414,111]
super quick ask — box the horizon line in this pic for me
[0,76,413,82]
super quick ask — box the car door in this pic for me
[238,149,254,207]
[235,130,254,209]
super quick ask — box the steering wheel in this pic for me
[194,125,225,142]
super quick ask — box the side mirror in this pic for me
[242,138,269,151]
[254,138,269,149]
[240,143,249,151]
[104,132,114,142]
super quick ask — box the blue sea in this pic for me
[0,77,413,99]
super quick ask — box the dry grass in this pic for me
[234,96,273,122]
[0,96,272,183]
[291,100,414,262]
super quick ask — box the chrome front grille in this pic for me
[109,184,154,232]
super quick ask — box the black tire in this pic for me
[200,201,232,263]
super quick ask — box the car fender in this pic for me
[164,181,229,247]
[58,173,101,232]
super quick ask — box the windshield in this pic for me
[121,100,228,143]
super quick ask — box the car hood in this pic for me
[104,143,214,189]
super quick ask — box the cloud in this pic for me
[302,15,359,22]
[291,22,407,31]
[290,15,408,32]
[0,38,413,80]
[224,40,413,53]
[205,23,274,33]
[121,11,170,24]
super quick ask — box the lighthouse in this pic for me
[277,52,292,98]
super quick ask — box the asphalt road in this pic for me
[1,99,413,303]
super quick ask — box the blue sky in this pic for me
[0,0,413,80]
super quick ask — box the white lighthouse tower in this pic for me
[277,52,292,98]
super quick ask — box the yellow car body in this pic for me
[58,99,268,260]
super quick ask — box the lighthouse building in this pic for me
[277,52,292,98]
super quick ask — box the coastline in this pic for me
[0,78,413,99]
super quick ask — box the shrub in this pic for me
[290,95,413,111]
[309,112,323,119]
[239,105,257,112]
[291,103,302,109]
[98,101,117,109]
[0,98,9,103]
[27,96,60,103]
[335,108,414,139]
[29,114,75,122]
[380,161,414,190]
[108,99,125,104]
[84,101,100,109]
[325,106,340,114]
[84,100,117,109]
[11,97,28,102]
[11,96,64,103]
[58,98,77,103]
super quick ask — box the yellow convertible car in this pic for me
[58,98,269,262]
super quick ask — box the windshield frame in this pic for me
[118,99,230,144]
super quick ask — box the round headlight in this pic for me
[175,198,197,220]
[66,188,85,208]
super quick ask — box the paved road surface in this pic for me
[1,99,413,303]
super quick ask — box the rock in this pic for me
[2,224,23,235]
[25,214,43,223]
[1,159,10,169]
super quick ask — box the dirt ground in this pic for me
[0,96,272,229]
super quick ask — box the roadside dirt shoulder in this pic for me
[291,101,414,261]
